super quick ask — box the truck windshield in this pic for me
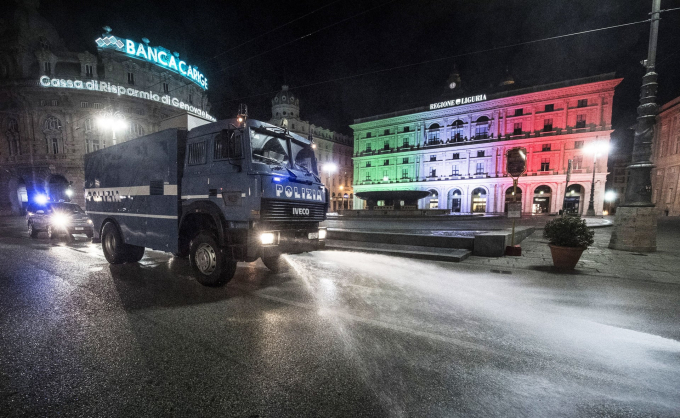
[250,129,318,175]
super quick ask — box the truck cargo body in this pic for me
[84,119,327,285]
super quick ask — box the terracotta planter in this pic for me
[548,244,585,270]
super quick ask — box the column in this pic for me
[500,108,506,137]
[466,115,473,139]
[529,106,535,135]
[563,100,569,129]
[443,118,450,142]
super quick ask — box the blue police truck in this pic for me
[84,118,327,286]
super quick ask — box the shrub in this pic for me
[543,216,595,248]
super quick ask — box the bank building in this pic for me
[0,1,213,214]
[350,70,622,215]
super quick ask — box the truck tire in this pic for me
[101,222,128,264]
[126,245,145,262]
[189,232,236,286]
[262,254,289,273]
[28,223,39,238]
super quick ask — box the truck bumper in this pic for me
[247,227,326,260]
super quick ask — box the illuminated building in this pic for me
[0,2,212,214]
[651,96,680,216]
[269,86,354,211]
[350,73,622,214]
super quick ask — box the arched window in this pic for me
[450,120,465,141]
[475,116,490,139]
[43,116,63,155]
[6,118,20,156]
[427,123,441,144]
[44,116,62,131]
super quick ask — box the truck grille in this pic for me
[260,199,326,223]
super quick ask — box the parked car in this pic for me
[26,202,94,240]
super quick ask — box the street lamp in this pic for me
[584,141,611,216]
[96,111,127,145]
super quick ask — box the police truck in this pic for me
[84,118,327,286]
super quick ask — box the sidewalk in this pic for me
[462,218,680,285]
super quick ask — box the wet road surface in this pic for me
[1,218,679,417]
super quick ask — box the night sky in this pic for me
[27,0,680,151]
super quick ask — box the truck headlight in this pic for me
[51,213,69,228]
[318,229,327,240]
[87,219,93,224]
[260,232,277,245]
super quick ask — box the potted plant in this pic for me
[543,216,595,270]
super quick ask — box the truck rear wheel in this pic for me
[190,232,236,286]
[102,222,128,264]
[262,254,289,273]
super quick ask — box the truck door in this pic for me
[210,129,247,221]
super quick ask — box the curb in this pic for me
[324,244,471,262]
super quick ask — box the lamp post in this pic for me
[323,163,337,212]
[584,141,610,216]
[96,111,127,145]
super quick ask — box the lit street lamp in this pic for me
[96,111,127,145]
[584,141,610,216]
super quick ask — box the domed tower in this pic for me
[271,85,300,122]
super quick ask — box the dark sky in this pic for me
[33,0,680,151]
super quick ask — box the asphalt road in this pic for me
[1,217,679,417]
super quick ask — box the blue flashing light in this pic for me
[34,194,49,205]
[273,177,283,183]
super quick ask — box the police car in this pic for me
[26,198,94,240]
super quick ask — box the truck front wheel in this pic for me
[190,232,236,286]
[262,254,290,273]
[102,222,128,264]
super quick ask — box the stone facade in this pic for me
[269,86,354,211]
[0,2,211,215]
[350,74,622,215]
[651,96,680,216]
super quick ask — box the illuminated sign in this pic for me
[429,94,487,110]
[39,76,216,122]
[95,35,208,90]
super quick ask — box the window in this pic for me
[40,100,46,107]
[541,158,550,171]
[430,155,437,162]
[427,131,440,144]
[129,122,144,138]
[366,161,371,167]
[163,83,169,93]
[577,99,588,108]
[513,122,522,135]
[572,155,583,169]
[576,114,586,128]
[94,103,102,109]
[44,62,51,74]
[475,162,484,174]
[6,118,20,156]
[384,141,389,150]
[85,64,94,76]
[403,126,410,132]
[365,172,371,181]
[429,167,437,177]
[51,99,58,106]
[514,108,523,116]
[543,118,553,131]
[477,150,485,157]
[382,169,389,179]
[402,137,409,147]
[402,157,409,164]
[384,159,389,166]
[452,165,459,175]
[84,118,94,133]
[401,168,408,179]
[545,104,554,112]
[452,153,459,159]
[51,137,59,154]
[365,143,372,152]
[127,72,135,85]
[574,140,584,149]
[86,139,101,153]
[80,101,89,108]
[366,132,372,138]
[475,125,488,139]
[542,144,551,151]
[384,129,390,135]
[188,141,207,165]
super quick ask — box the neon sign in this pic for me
[39,76,216,122]
[430,94,487,110]
[96,35,208,90]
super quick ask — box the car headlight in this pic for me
[51,213,69,228]
[260,232,277,245]
[318,229,327,240]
